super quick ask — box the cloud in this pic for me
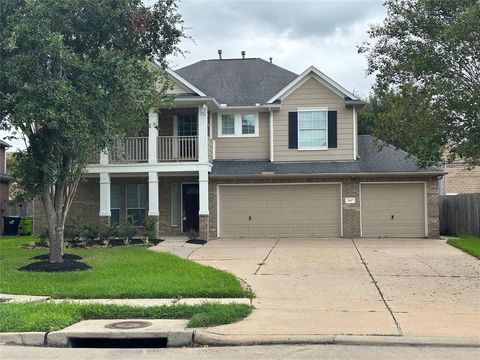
[166,0,386,95]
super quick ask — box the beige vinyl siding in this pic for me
[212,112,270,160]
[167,80,191,95]
[274,77,354,161]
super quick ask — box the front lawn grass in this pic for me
[447,236,480,259]
[0,302,253,332]
[0,237,251,298]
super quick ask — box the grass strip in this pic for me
[0,302,253,332]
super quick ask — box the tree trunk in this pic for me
[42,193,65,263]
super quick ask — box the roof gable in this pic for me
[267,66,359,103]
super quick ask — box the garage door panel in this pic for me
[361,183,425,238]
[220,184,341,238]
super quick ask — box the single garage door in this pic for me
[219,184,341,238]
[361,183,426,238]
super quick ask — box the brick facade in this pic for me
[34,175,440,240]
[444,164,480,194]
[33,175,198,238]
[209,176,440,239]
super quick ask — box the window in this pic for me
[111,184,121,225]
[219,113,258,137]
[221,114,235,135]
[177,115,197,136]
[298,109,328,150]
[170,183,180,227]
[242,114,256,134]
[126,184,147,226]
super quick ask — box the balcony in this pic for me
[157,136,198,161]
[109,137,148,163]
[88,136,215,164]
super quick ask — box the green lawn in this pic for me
[447,236,480,259]
[0,302,253,332]
[0,237,251,298]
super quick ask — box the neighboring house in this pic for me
[34,55,444,240]
[441,161,480,195]
[0,140,13,234]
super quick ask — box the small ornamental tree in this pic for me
[359,0,480,167]
[0,0,185,263]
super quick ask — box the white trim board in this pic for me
[216,182,343,239]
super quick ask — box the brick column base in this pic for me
[99,216,110,226]
[199,214,209,241]
[147,215,160,239]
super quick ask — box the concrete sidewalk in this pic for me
[188,238,480,340]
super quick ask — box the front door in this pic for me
[182,183,199,233]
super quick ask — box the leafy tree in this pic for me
[358,85,443,165]
[0,0,185,263]
[359,0,480,167]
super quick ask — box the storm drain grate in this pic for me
[104,321,152,330]
[69,337,167,348]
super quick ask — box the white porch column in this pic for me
[148,171,159,216]
[148,109,159,164]
[99,172,111,217]
[99,150,109,165]
[199,168,209,215]
[198,104,208,163]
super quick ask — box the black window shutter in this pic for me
[328,111,337,148]
[288,112,298,149]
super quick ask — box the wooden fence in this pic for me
[5,201,34,217]
[439,193,480,236]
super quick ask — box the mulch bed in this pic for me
[149,239,164,246]
[186,239,207,245]
[30,253,83,261]
[18,260,91,272]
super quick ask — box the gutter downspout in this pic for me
[269,109,274,162]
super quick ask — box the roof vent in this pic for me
[218,49,222,60]
[269,57,273,64]
[241,50,246,59]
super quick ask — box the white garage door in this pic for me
[219,184,341,238]
[361,183,426,238]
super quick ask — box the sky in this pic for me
[2,0,386,151]
[167,0,386,95]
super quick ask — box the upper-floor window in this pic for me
[219,113,259,137]
[298,108,328,150]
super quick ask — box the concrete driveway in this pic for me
[189,238,480,339]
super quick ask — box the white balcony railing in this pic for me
[109,137,148,163]
[157,136,197,161]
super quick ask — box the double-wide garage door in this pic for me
[361,183,426,238]
[219,184,341,238]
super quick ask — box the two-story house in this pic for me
[33,56,444,240]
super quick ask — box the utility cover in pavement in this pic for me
[105,321,152,330]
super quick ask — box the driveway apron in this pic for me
[189,238,480,338]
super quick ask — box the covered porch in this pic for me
[91,170,211,240]
[88,104,214,164]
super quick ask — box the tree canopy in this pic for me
[359,0,480,167]
[0,0,185,262]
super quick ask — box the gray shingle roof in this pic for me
[211,135,444,176]
[0,139,10,148]
[175,58,298,106]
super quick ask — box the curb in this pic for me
[193,331,480,348]
[0,332,46,346]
